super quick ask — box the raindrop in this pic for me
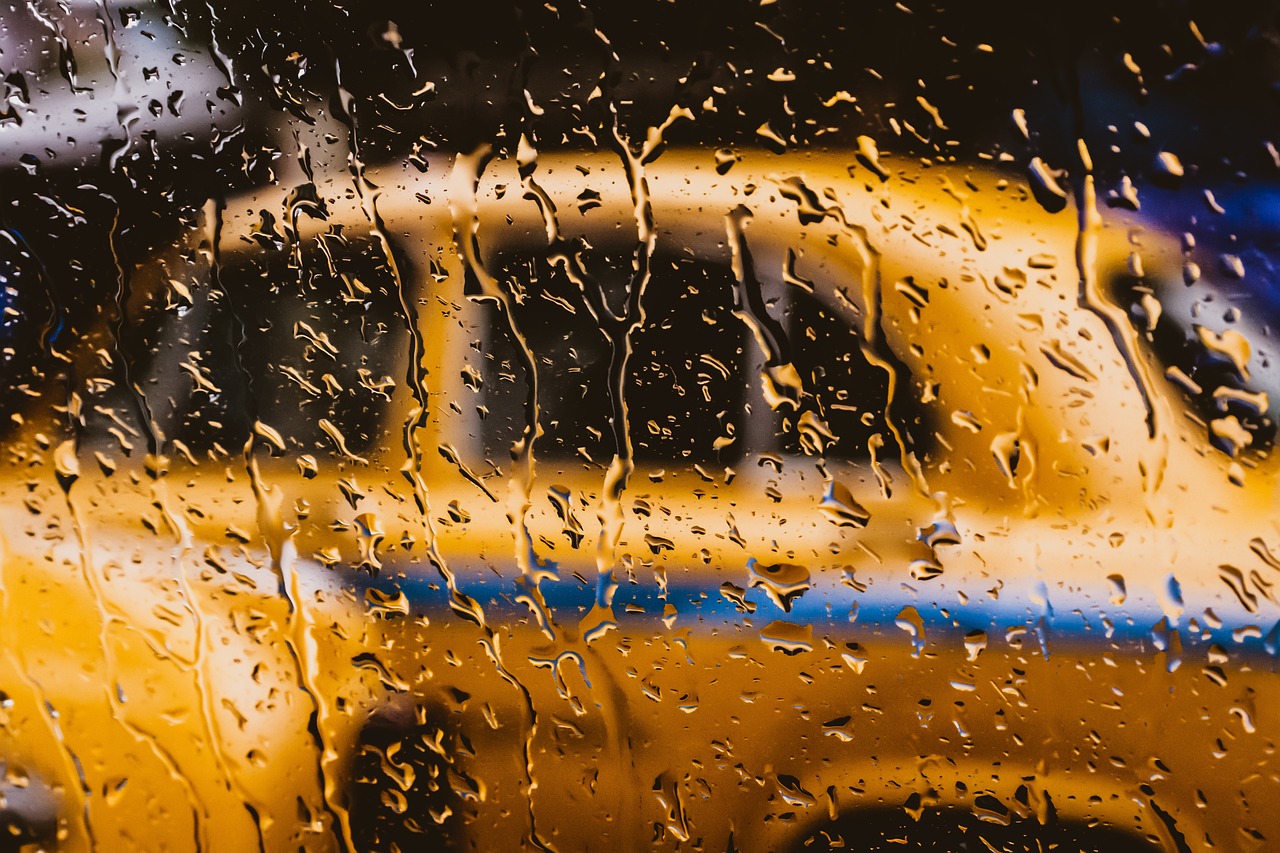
[747,559,812,613]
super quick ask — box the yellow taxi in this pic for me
[1,136,1276,852]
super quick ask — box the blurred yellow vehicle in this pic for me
[2,141,1278,853]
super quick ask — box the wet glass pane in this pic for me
[1,1,1278,850]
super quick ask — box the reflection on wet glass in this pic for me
[0,0,1278,850]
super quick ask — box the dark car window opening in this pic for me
[476,253,750,467]
[140,234,410,458]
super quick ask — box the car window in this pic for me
[476,254,750,467]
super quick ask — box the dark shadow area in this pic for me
[348,700,466,852]
[793,805,1164,852]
